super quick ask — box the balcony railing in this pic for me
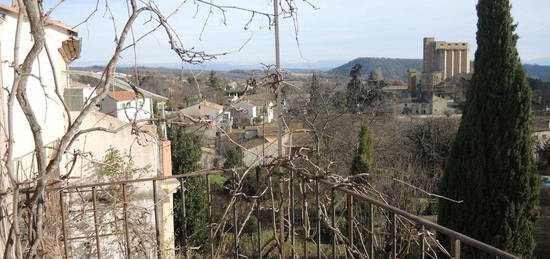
[30,168,518,259]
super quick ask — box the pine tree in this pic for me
[346,64,363,113]
[208,70,221,89]
[438,0,539,257]
[168,126,209,249]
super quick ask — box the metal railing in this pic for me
[36,168,519,259]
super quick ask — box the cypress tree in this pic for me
[351,118,373,176]
[308,73,321,112]
[438,0,539,257]
[349,118,374,250]
[168,126,209,249]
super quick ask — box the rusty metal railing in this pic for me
[296,170,519,259]
[30,168,519,258]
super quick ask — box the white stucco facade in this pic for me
[0,5,175,257]
[0,4,75,160]
[99,95,153,123]
[63,110,176,259]
[234,101,274,124]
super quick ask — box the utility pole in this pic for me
[274,0,283,157]
[273,2,287,259]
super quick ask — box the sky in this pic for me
[35,0,550,67]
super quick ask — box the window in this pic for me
[63,88,84,111]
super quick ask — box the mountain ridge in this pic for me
[330,57,550,81]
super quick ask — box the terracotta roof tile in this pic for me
[107,91,139,101]
[71,80,90,88]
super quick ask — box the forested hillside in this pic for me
[330,57,423,80]
[331,57,550,81]
[524,64,550,81]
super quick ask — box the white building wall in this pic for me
[65,111,159,182]
[99,97,152,123]
[0,8,75,256]
[234,102,257,122]
[115,98,152,123]
[0,11,73,159]
[63,111,177,258]
[266,104,274,123]
[234,102,275,124]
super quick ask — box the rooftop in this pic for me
[198,100,224,110]
[239,93,274,106]
[0,3,78,33]
[68,70,168,101]
[107,91,140,101]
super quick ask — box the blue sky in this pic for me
[36,0,550,67]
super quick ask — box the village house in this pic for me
[382,84,410,98]
[98,91,153,122]
[167,100,232,149]
[218,131,283,167]
[176,100,232,125]
[0,4,176,257]
[68,70,169,122]
[217,125,312,167]
[533,122,550,188]
[397,94,455,116]
[0,3,79,164]
[170,100,232,130]
[234,94,275,125]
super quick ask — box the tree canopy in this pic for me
[438,0,539,257]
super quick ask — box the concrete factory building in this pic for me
[422,37,471,86]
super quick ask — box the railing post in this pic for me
[152,180,161,259]
[347,194,353,257]
[91,187,102,259]
[59,190,70,259]
[290,170,296,259]
[421,225,426,259]
[368,203,374,259]
[278,176,285,259]
[391,213,397,259]
[256,167,263,259]
[26,192,32,242]
[206,174,214,258]
[233,192,239,259]
[331,189,336,259]
[451,237,461,259]
[316,181,321,259]
[301,178,308,259]
[122,183,132,258]
[179,178,188,258]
